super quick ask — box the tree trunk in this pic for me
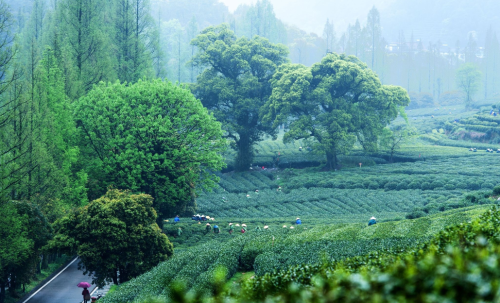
[41,254,49,270]
[0,280,5,303]
[325,151,338,171]
[112,270,118,285]
[235,133,253,172]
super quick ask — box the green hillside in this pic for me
[100,205,490,303]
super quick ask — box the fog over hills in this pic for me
[220,0,500,44]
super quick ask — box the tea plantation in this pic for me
[101,104,500,302]
[100,205,491,303]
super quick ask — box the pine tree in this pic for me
[322,18,335,54]
[366,6,381,69]
[114,0,154,83]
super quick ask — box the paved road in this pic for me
[23,258,95,303]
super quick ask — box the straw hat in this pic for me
[242,224,247,227]
[290,226,294,229]
[235,223,240,226]
[296,217,300,220]
[229,223,233,225]
[206,223,210,226]
[282,225,287,228]
[264,225,269,229]
[370,217,376,220]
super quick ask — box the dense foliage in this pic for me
[192,24,288,171]
[48,189,173,287]
[74,80,226,218]
[263,54,410,169]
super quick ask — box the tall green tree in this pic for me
[366,6,381,69]
[322,18,335,54]
[0,0,24,205]
[456,63,481,109]
[263,53,409,170]
[4,202,52,298]
[0,204,32,303]
[191,24,288,171]
[74,79,225,218]
[59,0,114,97]
[48,189,173,286]
[114,0,154,83]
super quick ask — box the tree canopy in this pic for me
[456,63,482,109]
[191,24,288,171]
[74,79,226,218]
[263,53,409,170]
[49,189,173,286]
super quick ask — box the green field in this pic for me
[101,205,491,303]
[102,105,500,303]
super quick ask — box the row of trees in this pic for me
[0,0,226,298]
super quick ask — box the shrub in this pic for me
[444,183,455,190]
[430,181,444,189]
[407,181,420,189]
[384,181,398,191]
[405,210,427,219]
[396,182,408,190]
[493,185,500,195]
[421,182,432,190]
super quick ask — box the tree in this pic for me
[366,6,381,69]
[5,202,52,297]
[48,189,173,286]
[322,18,335,54]
[0,0,23,205]
[114,0,154,83]
[380,125,417,162]
[73,79,225,219]
[0,204,32,303]
[263,53,409,170]
[456,63,481,109]
[59,0,113,97]
[187,16,198,83]
[191,24,288,171]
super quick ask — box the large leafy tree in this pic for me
[48,189,173,286]
[191,24,288,171]
[263,53,409,170]
[74,79,225,218]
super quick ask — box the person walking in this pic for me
[368,217,377,226]
[82,287,91,303]
[229,223,234,235]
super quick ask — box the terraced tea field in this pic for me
[102,205,490,303]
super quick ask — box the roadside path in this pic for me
[22,258,96,303]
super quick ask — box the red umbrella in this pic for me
[77,282,91,288]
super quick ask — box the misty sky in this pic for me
[219,0,396,35]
